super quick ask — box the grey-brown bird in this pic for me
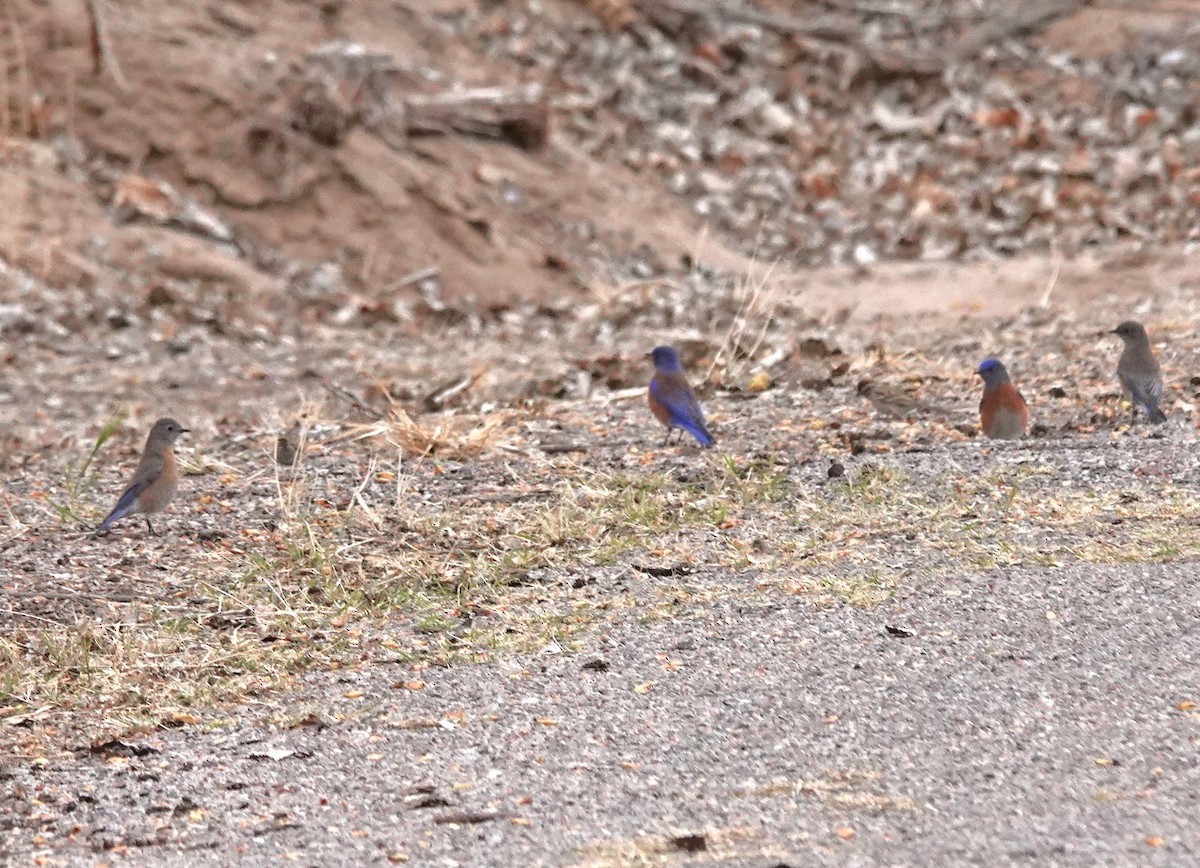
[96,418,189,534]
[1110,321,1167,424]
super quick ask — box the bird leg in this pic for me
[145,516,156,535]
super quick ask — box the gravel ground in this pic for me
[4,553,1197,866]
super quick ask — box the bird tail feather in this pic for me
[97,503,130,531]
[681,419,715,448]
[97,483,142,531]
[1146,403,1168,424]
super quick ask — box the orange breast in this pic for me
[980,383,1029,438]
[647,386,672,426]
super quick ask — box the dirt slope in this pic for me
[6,0,744,314]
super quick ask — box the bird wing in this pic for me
[651,376,706,428]
[651,376,714,446]
[132,450,165,486]
[1120,370,1162,408]
[97,451,165,530]
[98,480,146,529]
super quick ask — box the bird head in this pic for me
[147,417,190,449]
[1109,320,1148,345]
[976,358,1011,388]
[647,345,684,373]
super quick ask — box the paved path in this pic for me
[4,562,1198,866]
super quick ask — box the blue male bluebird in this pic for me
[976,359,1028,440]
[1110,321,1167,424]
[646,345,714,448]
[96,418,189,534]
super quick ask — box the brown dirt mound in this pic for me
[4,0,742,309]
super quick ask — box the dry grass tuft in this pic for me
[336,405,517,460]
[708,255,790,387]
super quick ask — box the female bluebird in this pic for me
[1110,320,1167,424]
[96,418,189,534]
[976,359,1028,440]
[646,345,714,448]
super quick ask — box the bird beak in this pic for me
[643,352,654,361]
[180,428,191,434]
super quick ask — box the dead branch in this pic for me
[632,0,1088,79]
[806,0,986,20]
[636,0,860,42]
[632,0,936,78]
[290,48,552,151]
[2,0,31,135]
[321,380,386,420]
[403,88,551,150]
[85,0,130,92]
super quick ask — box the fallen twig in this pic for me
[387,265,440,294]
[321,380,386,420]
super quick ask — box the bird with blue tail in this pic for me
[646,345,715,448]
[976,359,1029,440]
[1110,320,1168,424]
[95,417,190,535]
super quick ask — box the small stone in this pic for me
[757,102,795,138]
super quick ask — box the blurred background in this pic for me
[1,0,1198,446]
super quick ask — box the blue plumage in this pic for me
[647,346,715,448]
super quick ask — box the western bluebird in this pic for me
[646,345,714,448]
[1110,320,1167,424]
[976,359,1029,440]
[96,417,189,535]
